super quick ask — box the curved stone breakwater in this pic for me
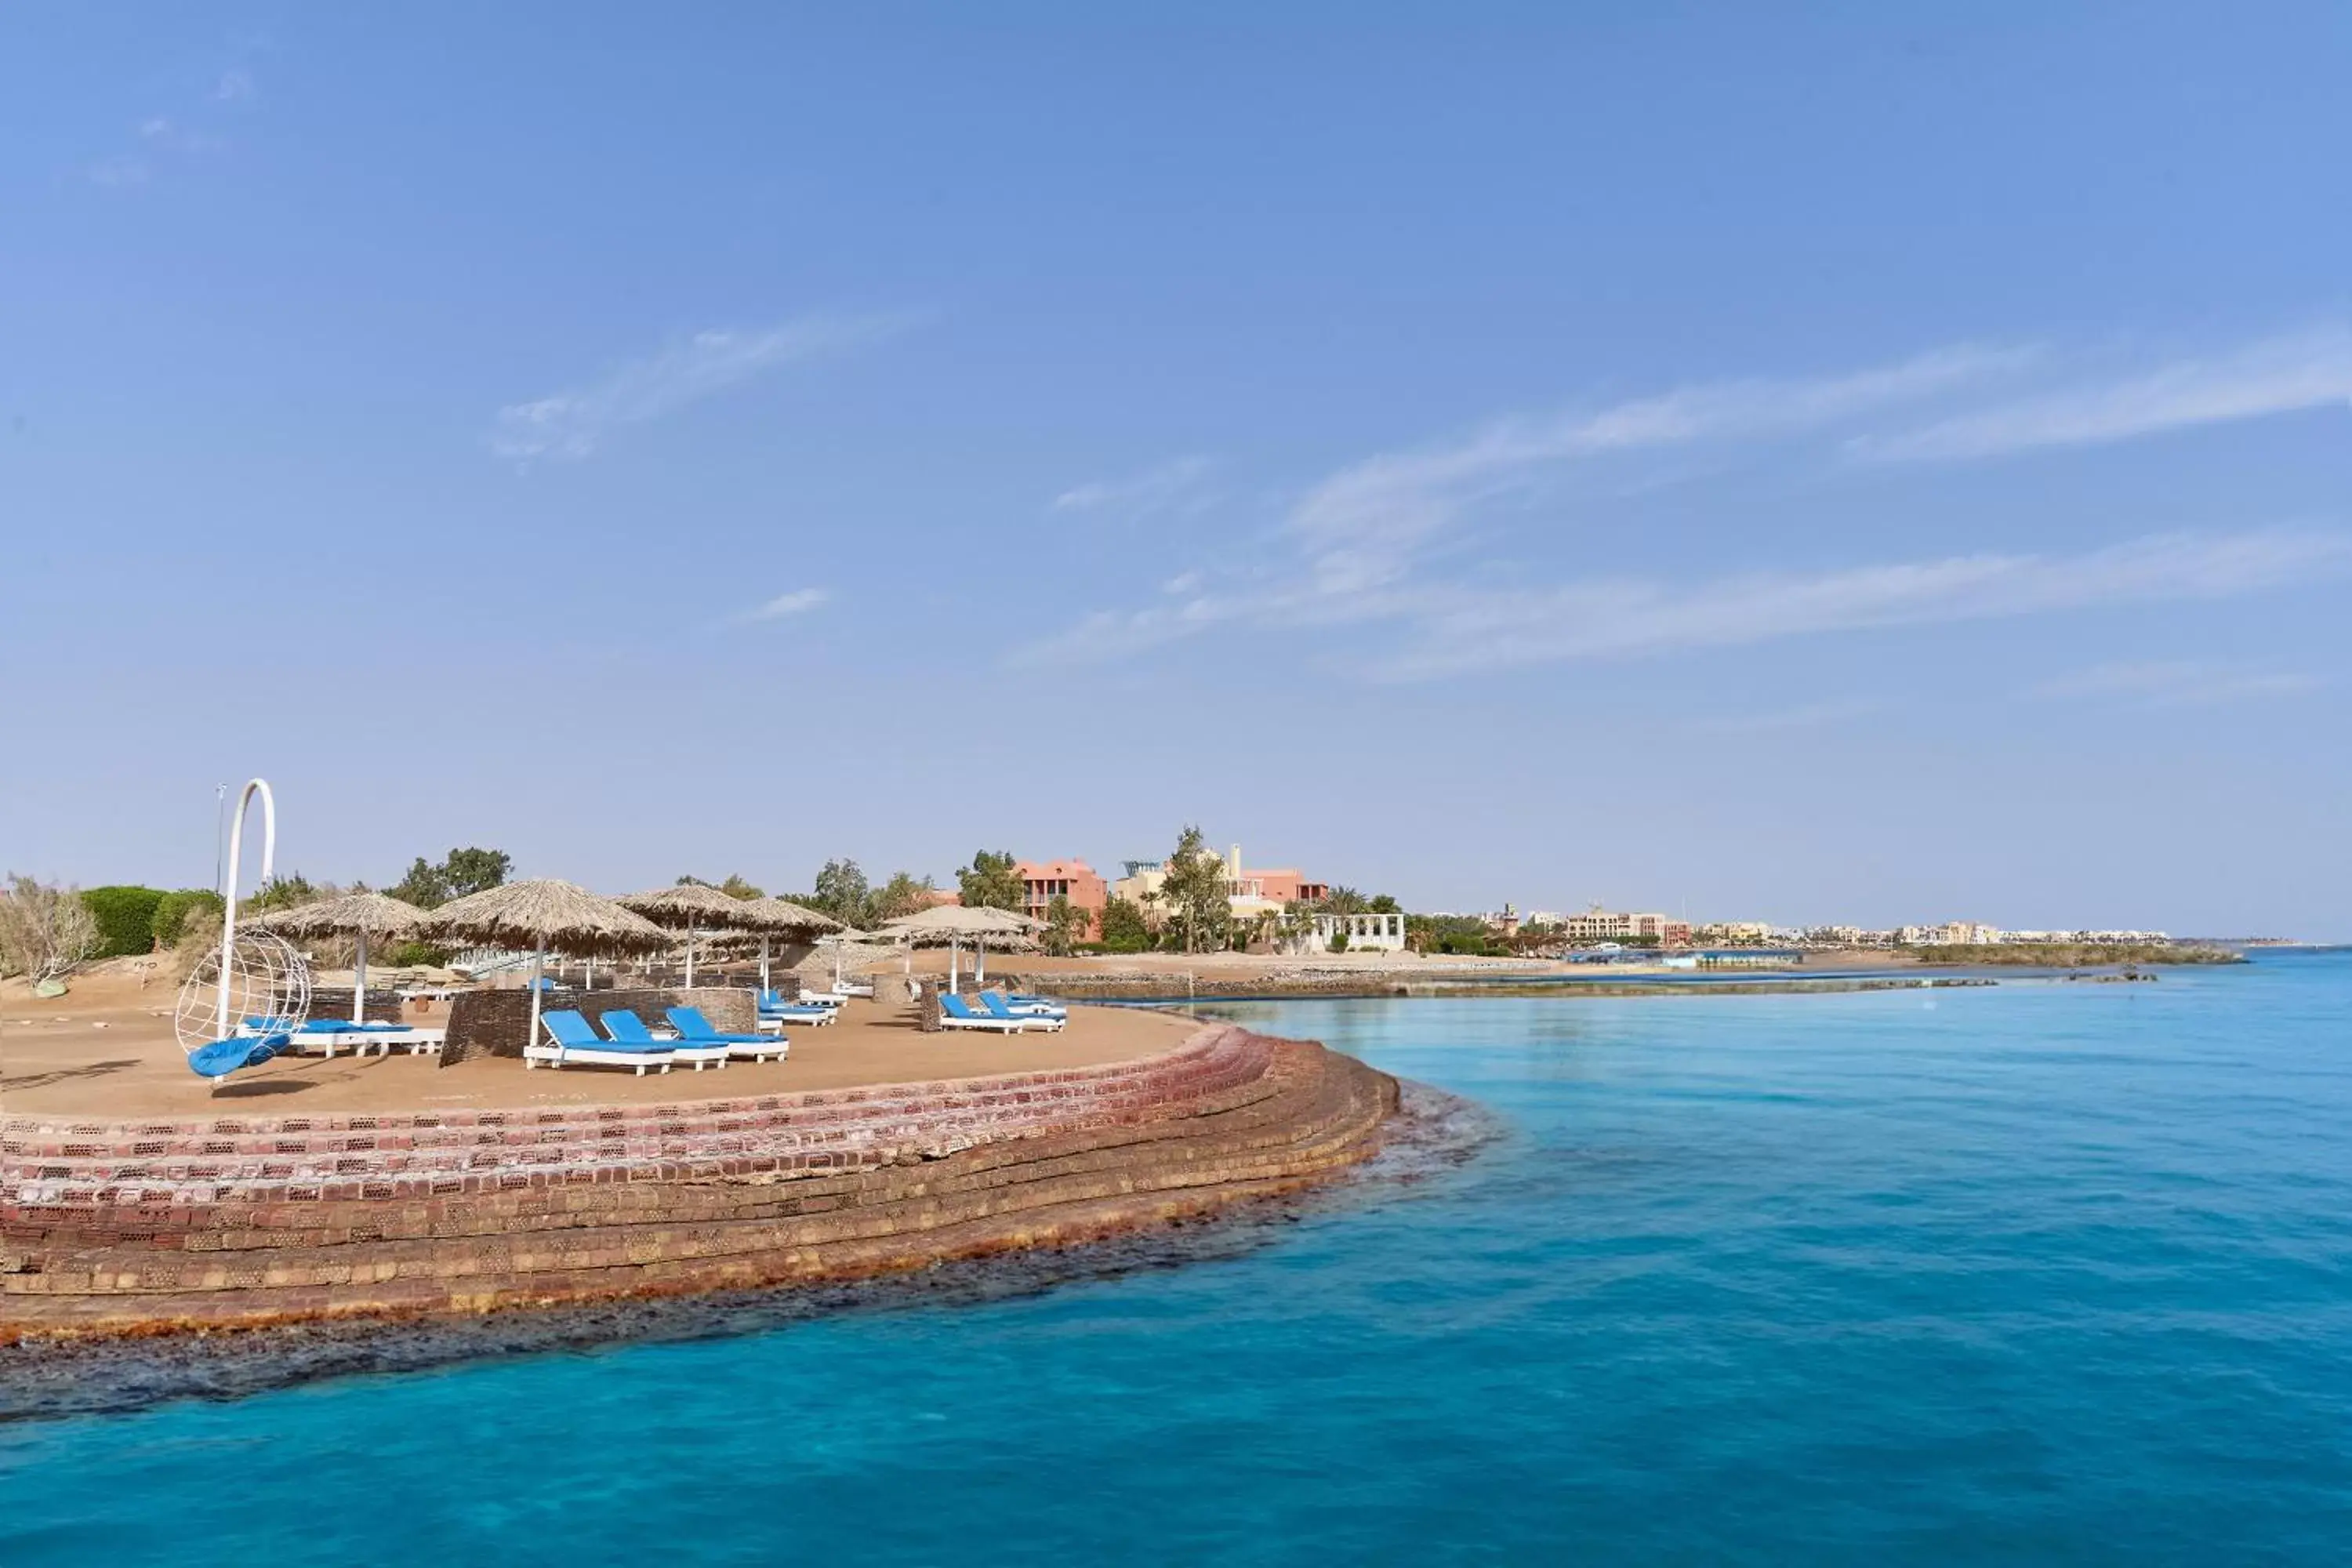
[0,1028,1397,1339]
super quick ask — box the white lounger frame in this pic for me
[724,1036,789,1062]
[298,1027,448,1058]
[524,1043,673,1074]
[937,1013,1031,1034]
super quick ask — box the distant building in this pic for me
[1998,929,2169,945]
[1895,922,2002,946]
[1016,858,1107,938]
[1314,912,1406,953]
[1112,845,1330,927]
[1563,910,1690,946]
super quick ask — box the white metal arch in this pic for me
[213,777,278,1039]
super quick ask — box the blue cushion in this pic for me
[189,1035,285,1078]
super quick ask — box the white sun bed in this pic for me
[526,1009,674,1074]
[307,1026,446,1058]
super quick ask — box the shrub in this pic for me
[150,888,224,949]
[80,885,168,958]
[1328,931,1351,954]
[1,875,102,982]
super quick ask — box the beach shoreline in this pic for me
[0,1022,1397,1342]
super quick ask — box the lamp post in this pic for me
[212,782,229,896]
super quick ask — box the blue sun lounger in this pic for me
[597,1008,730,1070]
[527,1008,673,1074]
[249,1017,445,1058]
[979,992,1066,1031]
[188,1032,289,1083]
[756,989,838,1029]
[666,1006,789,1062]
[938,993,1033,1033]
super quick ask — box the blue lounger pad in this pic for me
[190,1034,288,1078]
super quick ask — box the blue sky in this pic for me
[4,5,2349,936]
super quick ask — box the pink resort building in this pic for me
[1016,858,1109,936]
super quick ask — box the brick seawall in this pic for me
[0,1027,1396,1338]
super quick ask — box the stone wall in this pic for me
[0,1027,1395,1338]
[306,989,405,1025]
[442,987,758,1064]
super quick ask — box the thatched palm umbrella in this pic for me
[731,897,843,991]
[250,891,426,1025]
[617,885,833,989]
[812,927,876,992]
[879,904,1044,994]
[416,880,673,1051]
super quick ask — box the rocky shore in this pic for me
[0,1025,1396,1341]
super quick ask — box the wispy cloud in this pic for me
[1690,700,1882,736]
[740,587,831,622]
[85,59,253,187]
[1853,325,2352,463]
[1022,525,2351,679]
[1052,456,1218,521]
[1374,528,2351,680]
[85,155,150,188]
[2031,660,2321,709]
[1287,344,2034,597]
[491,314,913,463]
[1018,325,2352,681]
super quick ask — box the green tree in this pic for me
[869,870,937,925]
[1097,895,1152,953]
[1159,826,1230,955]
[720,874,763,900]
[150,887,223,949]
[813,858,872,925]
[391,847,511,910]
[79,885,168,958]
[957,849,1026,913]
[441,848,511,899]
[250,873,322,913]
[392,857,447,909]
[1041,893,1089,956]
[1319,885,1370,916]
[1367,893,1401,915]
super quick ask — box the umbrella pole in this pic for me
[977,938,986,986]
[354,931,368,1024]
[686,924,697,989]
[528,945,545,1054]
[760,935,771,994]
[949,936,959,996]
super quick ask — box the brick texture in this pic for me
[0,1027,1397,1338]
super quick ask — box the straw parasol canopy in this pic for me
[813,926,877,990]
[419,880,674,958]
[878,904,1044,992]
[735,897,844,936]
[250,891,426,1025]
[717,896,848,991]
[417,880,675,1049]
[615,884,832,988]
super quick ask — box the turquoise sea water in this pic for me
[5,953,2350,1564]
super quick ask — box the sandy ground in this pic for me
[0,964,1198,1120]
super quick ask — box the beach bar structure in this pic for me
[1310,912,1407,953]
